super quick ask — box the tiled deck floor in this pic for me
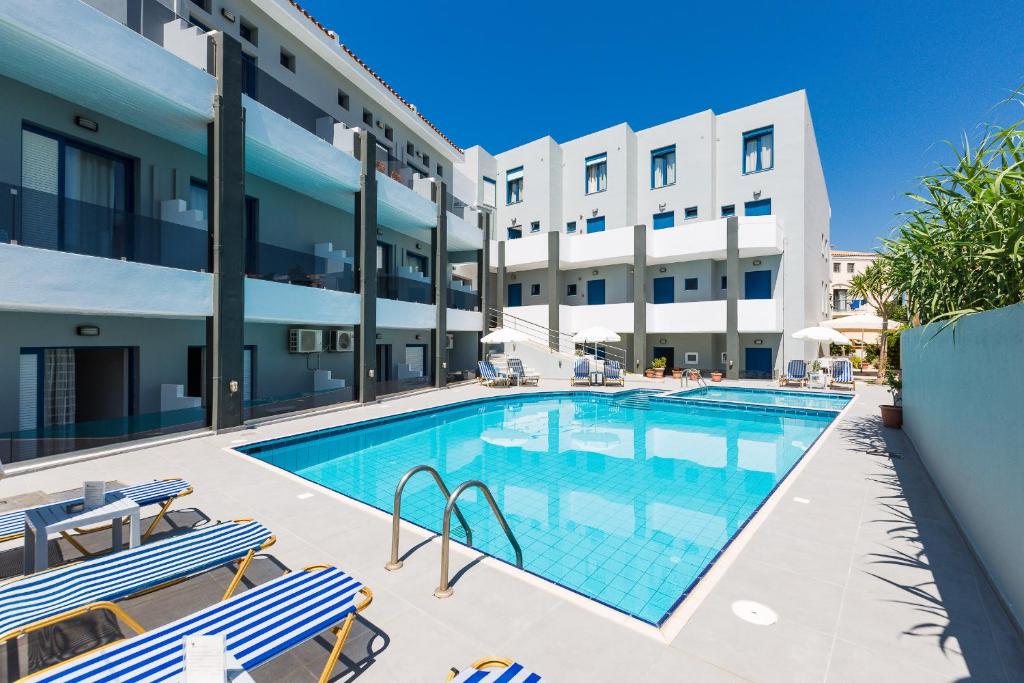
[1,381,1021,682]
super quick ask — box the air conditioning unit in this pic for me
[288,328,323,354]
[446,333,454,350]
[329,329,354,352]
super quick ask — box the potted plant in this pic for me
[644,368,656,378]
[880,368,903,428]
[710,370,723,382]
[650,357,667,378]
[672,367,683,379]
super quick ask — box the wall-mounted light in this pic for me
[74,116,98,132]
[753,190,762,199]
[415,243,422,250]
[752,259,762,266]
[375,333,382,339]
[658,266,667,273]
[415,334,421,340]
[221,8,236,21]
[591,269,599,275]
[658,203,667,212]
[76,325,100,337]
[658,338,667,344]
[376,228,383,236]
[509,273,516,280]
[754,338,764,345]
[591,209,599,217]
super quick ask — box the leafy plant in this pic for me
[885,367,902,406]
[849,260,900,382]
[650,357,667,369]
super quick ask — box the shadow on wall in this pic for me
[839,416,1024,680]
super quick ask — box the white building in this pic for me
[830,249,878,316]
[0,0,829,465]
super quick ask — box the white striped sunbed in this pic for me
[0,519,274,646]
[448,658,542,682]
[0,478,193,545]
[25,565,372,683]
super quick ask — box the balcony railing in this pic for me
[376,375,431,397]
[243,387,355,422]
[447,286,480,311]
[247,241,355,293]
[377,272,433,304]
[1,182,208,271]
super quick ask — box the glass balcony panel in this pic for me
[446,286,480,311]
[247,241,355,293]
[377,272,433,304]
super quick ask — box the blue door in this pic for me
[586,216,605,233]
[744,270,772,299]
[652,276,674,304]
[586,279,606,305]
[745,347,773,379]
[744,198,772,216]
[507,283,522,307]
[652,211,675,230]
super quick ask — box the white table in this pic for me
[24,492,141,574]
[807,371,828,389]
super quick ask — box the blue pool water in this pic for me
[670,386,852,412]
[240,392,836,624]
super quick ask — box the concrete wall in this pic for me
[244,322,353,401]
[902,304,1024,630]
[561,264,633,305]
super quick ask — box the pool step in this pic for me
[613,390,665,410]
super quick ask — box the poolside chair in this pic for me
[0,478,193,553]
[570,357,591,386]
[506,358,539,386]
[23,565,372,683]
[478,360,510,387]
[603,360,625,386]
[0,519,275,650]
[447,658,542,682]
[830,359,855,391]
[779,359,808,387]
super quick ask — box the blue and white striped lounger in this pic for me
[0,478,193,543]
[448,659,542,682]
[0,519,274,646]
[25,565,372,683]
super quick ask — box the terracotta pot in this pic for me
[653,368,665,378]
[644,369,655,378]
[687,370,701,381]
[860,362,871,370]
[710,372,724,382]
[880,404,903,429]
[672,369,683,379]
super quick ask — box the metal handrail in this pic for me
[486,306,629,367]
[385,465,473,571]
[434,480,523,598]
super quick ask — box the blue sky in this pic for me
[304,0,1024,251]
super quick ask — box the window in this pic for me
[530,283,541,296]
[721,205,736,217]
[337,89,349,110]
[189,178,208,221]
[362,109,374,126]
[406,252,428,275]
[742,126,774,174]
[653,277,674,304]
[744,198,772,216]
[436,163,443,176]
[239,18,258,45]
[684,206,698,220]
[833,262,840,273]
[241,52,257,98]
[279,48,295,72]
[847,262,855,273]
[506,166,523,204]
[384,125,393,142]
[483,177,496,207]
[585,152,607,194]
[684,277,698,291]
[406,142,415,155]
[833,288,849,311]
[189,0,210,10]
[189,15,211,32]
[684,352,699,365]
[507,226,522,240]
[567,283,578,296]
[653,211,675,230]
[721,276,728,289]
[422,154,430,168]
[566,221,577,234]
[651,145,676,188]
[586,216,605,233]
[530,221,540,233]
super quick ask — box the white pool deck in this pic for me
[2,380,1022,682]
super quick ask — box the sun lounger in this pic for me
[603,360,625,386]
[24,565,371,683]
[506,358,539,386]
[779,359,807,387]
[0,519,274,648]
[830,359,855,390]
[447,658,542,682]
[570,358,591,386]
[478,360,511,387]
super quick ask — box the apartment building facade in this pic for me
[830,249,878,316]
[457,92,831,379]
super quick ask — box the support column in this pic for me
[632,224,647,374]
[206,32,245,431]
[546,231,560,350]
[726,216,740,380]
[433,181,448,388]
[478,212,491,360]
[496,240,506,326]
[355,131,378,402]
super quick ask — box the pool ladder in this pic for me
[385,465,524,599]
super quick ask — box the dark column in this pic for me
[546,230,560,350]
[477,213,490,361]
[205,32,245,431]
[355,131,378,402]
[726,216,740,380]
[433,181,448,388]
[496,240,506,327]
[632,224,647,374]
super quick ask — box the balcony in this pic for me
[378,272,433,305]
[647,216,784,264]
[447,284,480,312]
[646,299,782,334]
[562,303,635,334]
[560,226,634,269]
[502,233,548,271]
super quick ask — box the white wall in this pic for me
[560,123,634,233]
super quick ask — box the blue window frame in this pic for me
[651,145,676,188]
[585,152,607,194]
[530,221,541,233]
[586,216,605,233]
[506,166,523,204]
[684,206,698,220]
[684,277,698,291]
[721,205,736,218]
[742,126,774,174]
[652,211,675,230]
[507,226,522,240]
[744,198,772,216]
[566,221,577,234]
[652,277,674,304]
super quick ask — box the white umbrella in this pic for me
[822,314,904,332]
[572,326,621,343]
[480,327,530,344]
[792,326,852,345]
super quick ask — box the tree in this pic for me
[849,260,901,382]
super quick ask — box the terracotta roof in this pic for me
[831,250,877,257]
[286,0,463,154]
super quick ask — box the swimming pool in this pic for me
[239,392,838,625]
[669,386,852,412]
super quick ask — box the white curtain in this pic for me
[597,162,607,191]
[760,135,773,169]
[745,138,759,171]
[586,165,598,194]
[65,147,116,257]
[44,348,76,428]
[665,153,676,186]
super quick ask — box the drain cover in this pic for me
[731,600,778,626]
